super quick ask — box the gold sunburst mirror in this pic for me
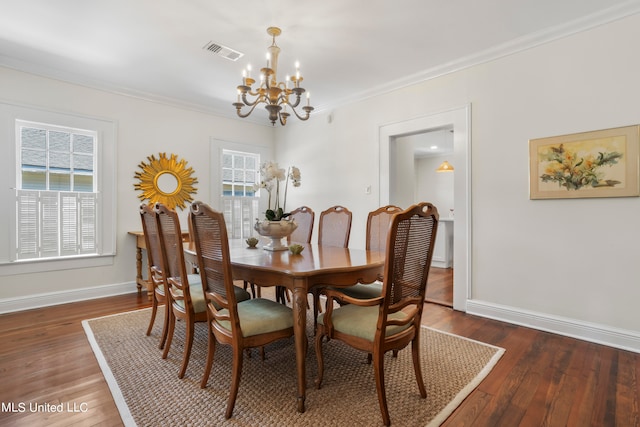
[134,153,198,210]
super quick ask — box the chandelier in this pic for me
[233,27,314,126]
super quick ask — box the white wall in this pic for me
[390,136,416,208]
[0,67,273,305]
[277,13,640,349]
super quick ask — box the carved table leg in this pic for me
[135,247,143,295]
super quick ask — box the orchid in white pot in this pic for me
[254,161,301,221]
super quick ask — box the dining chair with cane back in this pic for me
[287,205,315,244]
[312,205,352,320]
[318,205,352,248]
[274,205,316,304]
[338,205,402,301]
[139,203,170,349]
[314,202,439,426]
[155,202,207,378]
[189,201,294,419]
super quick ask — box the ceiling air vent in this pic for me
[202,41,244,61]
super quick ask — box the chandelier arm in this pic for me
[235,102,261,118]
[287,94,302,108]
[242,93,265,107]
[289,105,312,121]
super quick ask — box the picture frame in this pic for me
[529,125,640,199]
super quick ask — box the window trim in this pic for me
[0,101,117,276]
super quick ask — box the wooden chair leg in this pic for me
[314,331,325,389]
[276,286,288,305]
[201,326,216,388]
[312,290,322,330]
[146,295,158,336]
[178,320,195,379]
[159,301,169,350]
[412,336,427,398]
[243,280,256,299]
[226,347,244,419]
[162,311,175,359]
[373,352,391,426]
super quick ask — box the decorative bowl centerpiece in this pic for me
[254,219,298,251]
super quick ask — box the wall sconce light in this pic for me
[436,160,454,172]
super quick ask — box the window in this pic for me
[221,149,260,239]
[16,121,98,260]
[0,102,116,274]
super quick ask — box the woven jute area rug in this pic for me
[83,308,504,427]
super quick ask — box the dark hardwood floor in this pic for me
[1,278,638,426]
[425,267,453,307]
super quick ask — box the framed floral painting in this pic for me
[529,125,640,199]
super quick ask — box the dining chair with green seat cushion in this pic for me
[317,303,411,341]
[139,203,170,350]
[155,203,250,379]
[315,202,439,427]
[215,297,293,336]
[155,202,205,379]
[311,205,353,322]
[189,201,294,420]
[172,275,249,312]
[335,281,383,300]
[338,205,401,301]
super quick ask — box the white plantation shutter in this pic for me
[16,191,38,259]
[222,196,259,239]
[61,193,78,256]
[16,190,98,259]
[78,193,97,253]
[41,192,60,257]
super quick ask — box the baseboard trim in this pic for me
[0,282,138,314]
[466,299,640,353]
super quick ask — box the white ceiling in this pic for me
[1,1,639,124]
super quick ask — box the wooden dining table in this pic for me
[184,239,385,413]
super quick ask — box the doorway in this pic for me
[378,105,470,312]
[398,128,455,306]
